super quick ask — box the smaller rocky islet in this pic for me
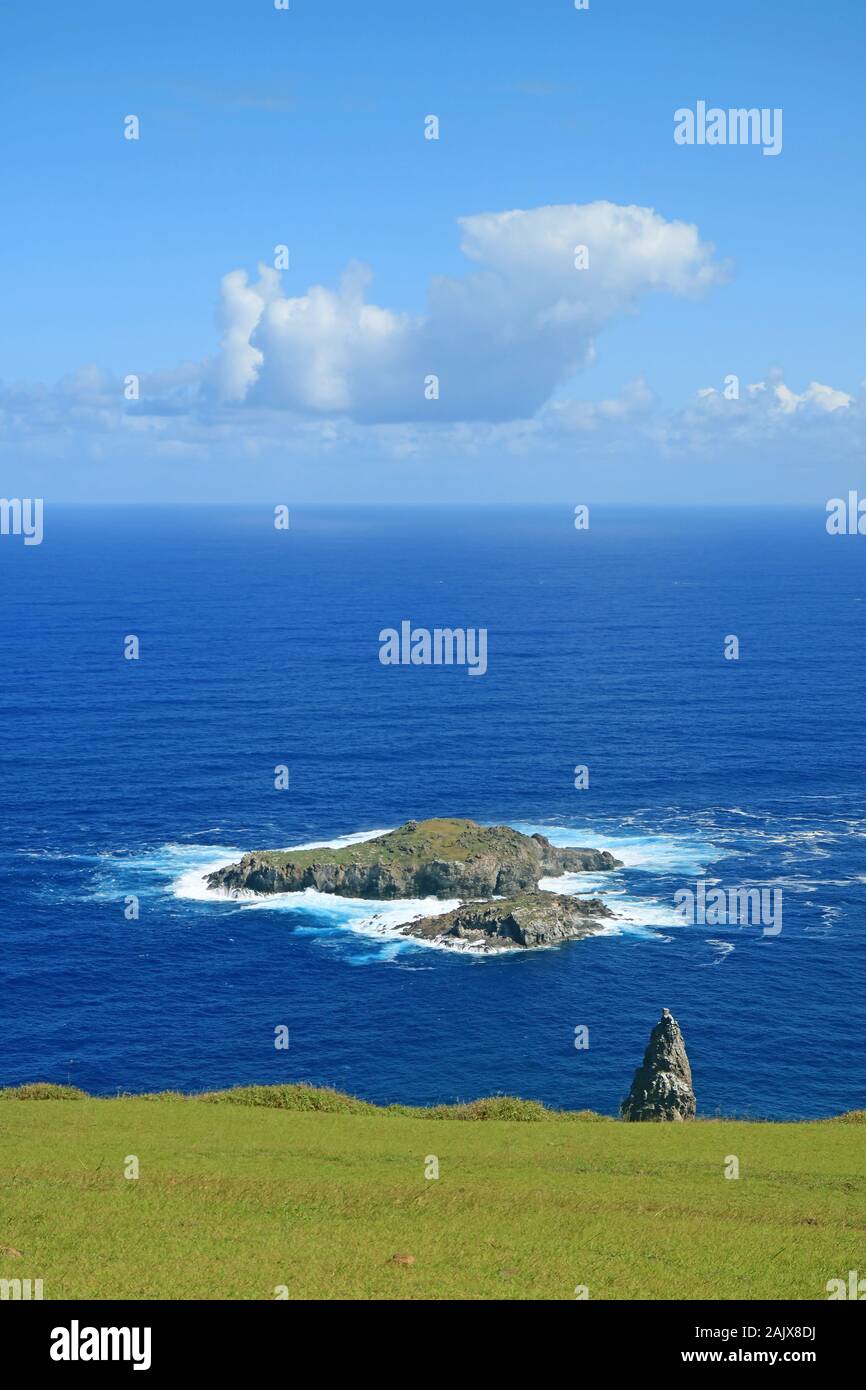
[397,890,614,951]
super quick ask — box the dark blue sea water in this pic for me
[2,505,865,1118]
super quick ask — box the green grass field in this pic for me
[1,1086,863,1300]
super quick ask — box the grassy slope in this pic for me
[250,818,520,869]
[1,1088,863,1300]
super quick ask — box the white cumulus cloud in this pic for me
[210,201,726,423]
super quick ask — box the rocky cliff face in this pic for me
[206,818,621,901]
[620,1008,696,1121]
[398,892,613,951]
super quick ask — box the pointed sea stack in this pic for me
[620,1008,696,1122]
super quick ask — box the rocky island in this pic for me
[207,817,619,899]
[396,890,614,951]
[206,817,621,952]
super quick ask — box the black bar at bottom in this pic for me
[8,1298,860,1373]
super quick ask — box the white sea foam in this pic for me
[514,823,722,877]
[704,939,736,964]
[173,854,241,901]
[607,898,689,932]
[171,828,394,903]
[78,843,244,903]
[239,886,460,929]
[272,827,393,853]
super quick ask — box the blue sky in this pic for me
[2,0,865,502]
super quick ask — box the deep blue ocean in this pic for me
[2,505,864,1119]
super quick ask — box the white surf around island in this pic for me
[170,827,467,953]
[172,827,394,903]
[164,821,725,956]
